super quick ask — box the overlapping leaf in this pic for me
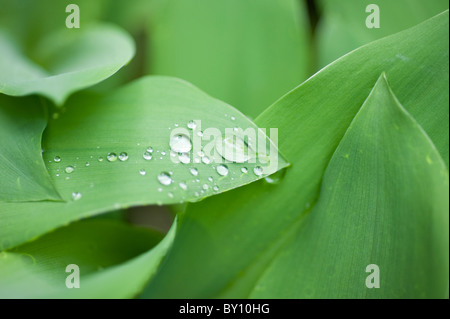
[0,95,60,201]
[249,75,449,298]
[0,76,287,250]
[0,219,176,298]
[317,0,449,67]
[0,24,135,105]
[142,12,449,298]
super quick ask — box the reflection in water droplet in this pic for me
[179,182,188,190]
[253,166,263,176]
[179,153,190,164]
[158,172,173,186]
[65,166,74,174]
[107,153,117,162]
[216,164,229,176]
[118,152,128,161]
[201,156,211,164]
[143,151,153,160]
[139,169,146,176]
[190,168,199,176]
[54,156,61,163]
[215,136,254,163]
[170,134,192,153]
[72,192,82,201]
[264,168,286,185]
[187,120,197,130]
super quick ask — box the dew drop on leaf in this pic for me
[158,172,173,186]
[216,164,229,176]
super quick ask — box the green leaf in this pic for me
[0,218,176,299]
[0,76,287,250]
[0,24,135,105]
[249,74,449,298]
[149,0,311,117]
[317,0,449,68]
[142,12,449,298]
[0,94,61,201]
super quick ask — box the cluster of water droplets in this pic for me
[49,116,274,202]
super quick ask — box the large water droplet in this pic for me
[179,153,190,164]
[72,192,82,201]
[158,172,173,186]
[107,153,117,162]
[65,166,74,174]
[215,136,254,163]
[118,152,128,161]
[143,151,153,160]
[170,134,192,153]
[190,168,199,176]
[253,166,263,176]
[54,156,61,163]
[187,120,197,130]
[216,164,229,176]
[201,156,211,164]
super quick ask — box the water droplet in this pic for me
[230,116,236,121]
[52,113,60,120]
[85,162,90,167]
[158,188,162,192]
[216,164,229,176]
[187,120,197,130]
[107,153,117,162]
[197,131,203,137]
[194,192,200,197]
[203,184,209,190]
[158,172,173,186]
[253,166,263,176]
[139,169,146,176]
[147,147,153,153]
[118,152,128,161]
[190,168,199,176]
[170,134,192,153]
[215,136,254,163]
[213,185,219,192]
[264,168,287,185]
[56,173,60,177]
[72,192,82,201]
[208,176,214,182]
[98,157,104,162]
[168,192,174,198]
[179,153,190,164]
[241,167,248,174]
[201,156,211,164]
[179,182,188,190]
[174,123,179,127]
[54,156,61,163]
[143,151,153,160]
[161,151,167,156]
[194,157,201,163]
[65,166,74,174]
